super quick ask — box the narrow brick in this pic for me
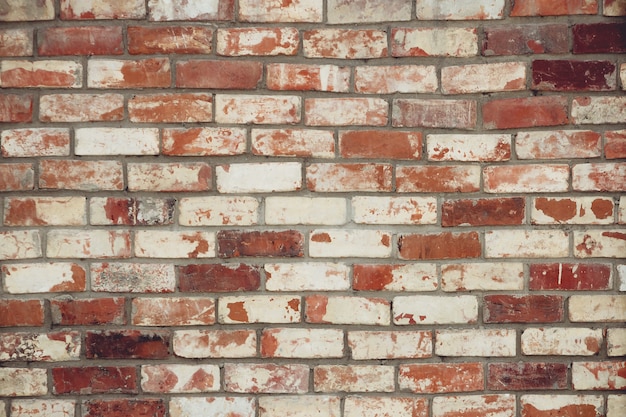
[442,62,526,94]
[314,365,394,393]
[573,361,626,390]
[52,366,136,394]
[396,165,481,193]
[571,96,626,124]
[47,230,130,259]
[516,130,602,159]
[307,163,392,192]
[179,263,261,292]
[265,197,347,225]
[218,295,301,324]
[60,0,146,19]
[0,331,80,362]
[38,26,123,56]
[132,297,215,326]
[0,94,33,122]
[39,160,123,191]
[348,331,432,360]
[0,300,44,327]
[265,262,350,291]
[529,263,612,290]
[128,163,212,192]
[90,197,175,226]
[2,262,86,294]
[483,96,569,129]
[392,27,478,57]
[573,23,626,54]
[484,165,570,193]
[215,94,300,124]
[428,134,511,162]
[484,295,564,323]
[141,364,220,393]
[218,230,303,258]
[261,328,344,358]
[569,295,626,322]
[488,363,568,390]
[0,29,33,56]
[40,94,124,122]
[309,229,392,258]
[532,60,617,91]
[1,128,70,158]
[521,328,603,356]
[399,363,484,393]
[340,130,422,159]
[442,263,524,292]
[0,230,41,260]
[353,263,438,292]
[305,295,390,325]
[345,397,427,417]
[51,297,125,326]
[91,263,175,293]
[176,60,262,89]
[1,60,82,88]
[128,26,213,54]
[608,396,626,417]
[433,395,516,417]
[225,363,309,393]
[148,0,234,21]
[135,230,215,258]
[163,127,246,156]
[252,128,335,158]
[483,24,568,56]
[393,99,477,129]
[304,29,387,59]
[88,58,170,88]
[239,0,323,22]
[608,328,626,356]
[173,329,257,358]
[328,0,411,23]
[442,198,524,227]
[86,330,170,359]
[129,93,213,123]
[394,295,478,325]
[398,232,481,260]
[217,28,299,56]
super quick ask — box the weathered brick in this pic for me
[315,365,394,393]
[225,363,308,393]
[91,263,175,293]
[265,197,347,225]
[340,130,421,159]
[488,363,568,390]
[394,295,478,325]
[141,364,219,393]
[357,65,436,95]
[436,329,515,357]
[217,28,299,56]
[573,23,626,54]
[516,130,602,159]
[173,329,257,358]
[571,96,626,124]
[532,60,617,91]
[239,0,323,22]
[572,361,626,390]
[307,163,392,192]
[10,400,75,417]
[267,63,349,92]
[608,328,626,356]
[0,331,80,362]
[605,129,626,159]
[83,399,166,417]
[608,396,626,417]
[1,128,69,157]
[529,263,612,290]
[0,94,33,122]
[218,295,301,324]
[416,0,505,19]
[163,127,246,156]
[512,0,598,15]
[483,96,569,129]
[399,363,484,393]
[86,330,170,359]
[305,98,387,126]
[0,299,44,327]
[259,396,339,417]
[75,128,159,156]
[51,297,125,326]
[0,0,54,21]
[135,230,215,258]
[442,62,526,94]
[0,230,41,260]
[433,395,515,417]
[428,134,511,162]
[621,197,626,225]
[442,198,524,227]
[171,397,254,417]
[179,196,258,226]
[353,264,438,292]
[484,295,564,323]
[252,128,335,158]
[392,27,478,57]
[39,94,124,122]
[348,331,432,360]
[215,94,300,124]
[39,160,124,191]
[398,232,481,260]
[0,29,33,56]
[483,24,568,56]
[442,263,524,292]
[532,197,614,224]
[132,297,214,326]
[520,395,604,417]
[569,295,626,322]
[393,99,477,129]
[573,163,626,191]
[0,368,47,397]
[129,93,213,123]
[484,165,570,193]
[88,58,170,88]
[522,328,603,356]
[1,60,82,88]
[353,196,437,225]
[38,26,123,55]
[328,0,410,23]
[52,366,136,394]
[148,0,234,21]
[2,263,86,294]
[309,229,392,258]
[60,0,146,19]
[178,263,261,292]
[128,26,213,54]
[265,262,349,292]
[47,230,130,259]
[605,0,626,15]
[90,197,175,226]
[575,230,626,258]
[345,397,427,417]
[261,328,344,358]
[218,230,303,258]
[304,29,387,59]
[305,295,390,325]
[128,163,211,192]
[176,60,262,89]
[396,165,481,193]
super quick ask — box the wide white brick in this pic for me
[441,263,524,291]
[3,197,86,226]
[574,230,626,258]
[75,128,159,155]
[1,263,85,294]
[348,331,432,360]
[327,0,411,23]
[427,134,511,161]
[215,94,301,124]
[173,330,257,358]
[486,230,569,258]
[239,0,323,22]
[0,332,80,362]
[521,328,603,356]
[572,96,626,125]
[416,0,505,19]
[141,364,220,393]
[178,196,259,226]
[0,368,47,397]
[170,397,255,417]
[309,229,392,258]
[569,295,626,322]
[216,163,302,193]
[306,296,390,326]
[436,329,515,357]
[345,397,426,417]
[354,264,438,292]
[46,230,130,259]
[393,295,478,325]
[0,231,41,260]
[10,400,75,417]
[265,263,350,291]
[265,197,347,225]
[352,196,437,224]
[135,230,216,258]
[433,395,515,417]
[259,396,340,417]
[218,295,301,324]
[262,328,344,358]
[392,28,478,57]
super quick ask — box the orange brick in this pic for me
[605,130,626,159]
[396,165,481,193]
[399,363,484,393]
[0,299,44,327]
[176,60,262,89]
[483,96,569,129]
[511,0,598,16]
[340,130,421,159]
[128,26,213,54]
[0,94,33,122]
[307,163,392,192]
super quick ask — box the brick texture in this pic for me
[0,2,623,413]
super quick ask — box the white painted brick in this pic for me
[239,0,323,22]
[441,263,524,291]
[0,231,41,260]
[1,263,85,294]
[10,400,75,417]
[75,128,159,155]
[354,264,438,292]
[486,230,569,258]
[572,96,626,125]
[170,397,255,417]
[522,328,603,356]
[394,295,478,325]
[3,197,86,226]
[218,295,301,324]
[265,262,350,291]
[427,134,511,161]
[173,329,257,358]
[306,296,390,325]
[521,395,603,417]
[47,230,130,259]
[141,364,220,393]
[0,332,80,362]
[433,395,515,417]
[608,395,626,417]
[574,230,626,258]
[348,331,432,360]
[309,229,392,258]
[619,265,626,291]
[91,263,175,293]
[262,328,344,358]
[327,0,411,23]
[436,329,515,357]
[608,328,626,356]
[135,230,216,258]
[352,196,437,224]
[215,94,301,124]
[265,197,347,225]
[416,0,505,19]
[217,163,302,193]
[345,397,426,417]
[259,396,340,417]
[392,28,478,57]
[179,196,259,226]
[0,368,47,397]
[569,295,626,322]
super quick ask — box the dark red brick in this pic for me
[483,24,568,56]
[176,60,262,89]
[398,232,481,260]
[52,367,137,394]
[178,263,261,292]
[529,263,612,290]
[532,60,617,91]
[488,363,568,390]
[51,298,125,325]
[83,399,166,417]
[0,299,44,327]
[38,26,123,56]
[217,230,304,258]
[484,295,564,323]
[442,198,525,227]
[86,330,170,359]
[573,23,626,54]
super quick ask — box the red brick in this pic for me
[127,162,211,192]
[573,163,626,191]
[38,27,123,56]
[178,264,261,292]
[442,198,525,227]
[488,363,568,390]
[511,0,598,15]
[218,230,304,258]
[39,160,123,191]
[0,0,54,21]
[88,58,171,88]
[83,399,165,417]
[532,60,617,91]
[483,24,568,56]
[398,232,481,260]
[399,363,484,393]
[148,0,234,21]
[90,197,175,226]
[0,300,44,327]
[176,60,262,89]
[483,164,570,193]
[304,29,387,59]
[393,99,477,129]
[225,363,309,393]
[0,94,32,122]
[217,27,299,56]
[132,297,215,326]
[1,128,70,157]
[128,26,213,54]
[267,63,350,92]
[396,165,481,193]
[251,129,335,158]
[129,93,213,123]
[52,366,136,394]
[307,163,392,192]
[306,98,388,126]
[163,127,246,156]
[483,96,569,129]
[40,94,124,122]
[354,65,437,94]
[51,298,125,326]
[605,130,626,159]
[515,130,602,159]
[484,295,564,323]
[353,264,438,292]
[339,130,422,159]
[0,163,34,191]
[0,29,33,56]
[314,365,394,393]
[60,0,146,19]
[1,60,82,88]
[573,23,626,54]
[86,330,170,359]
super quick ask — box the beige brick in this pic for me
[265,197,347,225]
[1,128,70,157]
[345,397,427,417]
[573,361,626,390]
[314,365,394,393]
[416,0,505,19]
[216,163,302,193]
[218,295,301,324]
[486,230,569,258]
[352,196,437,225]
[0,231,41,260]
[327,0,411,23]
[0,368,47,396]
[608,328,626,356]
[569,295,626,322]
[433,395,515,417]
[355,65,437,94]
[3,197,86,226]
[441,263,524,291]
[309,229,392,258]
[251,128,335,158]
[436,329,515,357]
[306,295,390,325]
[170,397,255,417]
[75,128,159,155]
[135,230,215,258]
[174,329,257,358]
[128,162,211,192]
[10,400,75,417]
[2,262,86,294]
[348,331,432,360]
[47,230,130,259]
[427,134,511,161]
[239,0,323,22]
[442,62,525,94]
[522,327,603,355]
[261,328,344,358]
[91,263,175,293]
[179,196,259,226]
[215,94,300,124]
[265,263,350,291]
[572,96,626,125]
[394,295,478,325]
[353,264,438,292]
[259,396,340,417]
[521,395,603,417]
[575,230,626,258]
[225,363,309,393]
[392,28,478,57]
[0,331,80,362]
[608,395,626,417]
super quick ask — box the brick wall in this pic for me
[1,0,625,416]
